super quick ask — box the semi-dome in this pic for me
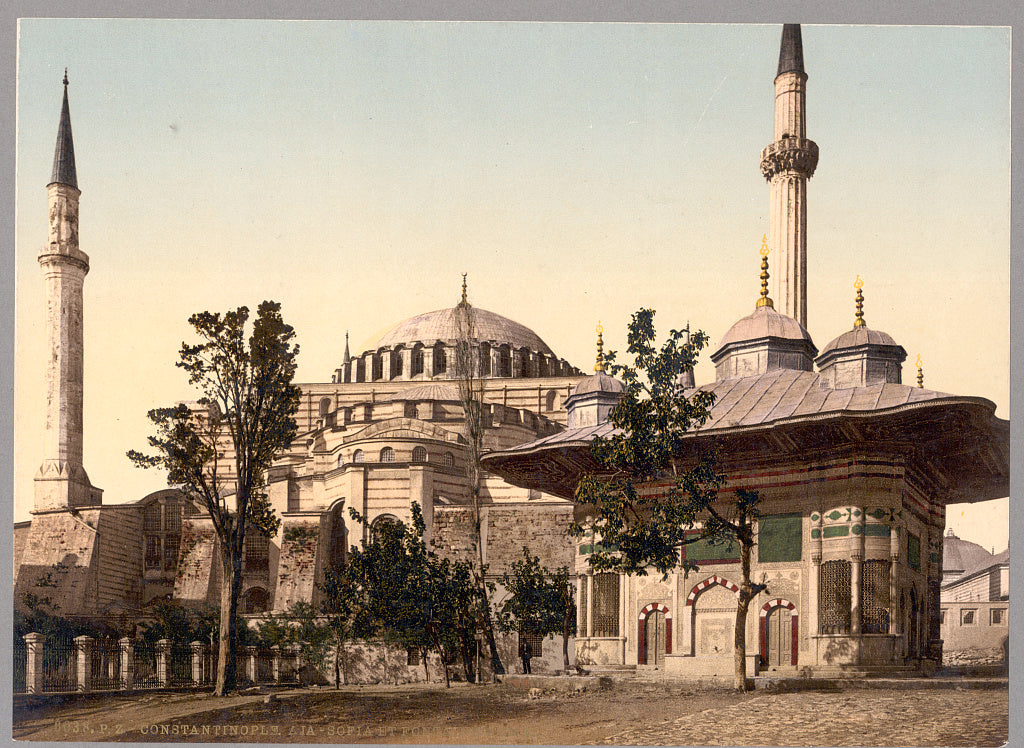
[371,306,555,355]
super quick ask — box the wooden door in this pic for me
[645,610,666,667]
[767,607,793,667]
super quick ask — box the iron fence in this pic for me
[42,639,78,693]
[132,643,161,689]
[90,639,124,691]
[14,641,27,694]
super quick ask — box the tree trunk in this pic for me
[733,530,754,692]
[215,548,243,696]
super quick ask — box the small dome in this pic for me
[369,306,555,354]
[571,370,625,397]
[719,305,814,348]
[820,326,900,356]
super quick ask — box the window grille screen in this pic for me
[818,559,851,634]
[592,573,620,637]
[579,579,588,637]
[521,631,545,656]
[862,559,891,633]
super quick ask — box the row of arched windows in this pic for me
[336,447,456,468]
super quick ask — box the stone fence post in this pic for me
[247,646,258,683]
[24,633,45,695]
[271,645,281,683]
[156,639,172,687]
[120,637,134,691]
[74,635,94,692]
[190,641,206,686]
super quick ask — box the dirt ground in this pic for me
[12,680,1010,746]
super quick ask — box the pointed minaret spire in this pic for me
[853,275,866,327]
[457,272,470,308]
[777,24,805,76]
[343,331,350,364]
[761,24,817,329]
[594,321,605,372]
[677,321,696,389]
[50,69,78,190]
[916,355,924,388]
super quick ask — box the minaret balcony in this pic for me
[760,137,819,180]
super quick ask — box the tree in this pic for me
[347,503,487,687]
[498,547,576,672]
[452,278,505,677]
[572,308,765,691]
[128,301,301,695]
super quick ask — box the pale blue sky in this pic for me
[14,21,1010,550]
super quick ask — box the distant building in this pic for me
[939,530,1008,666]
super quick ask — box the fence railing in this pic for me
[14,633,304,696]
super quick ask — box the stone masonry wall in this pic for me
[14,510,98,615]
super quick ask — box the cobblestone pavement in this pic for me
[588,688,1009,746]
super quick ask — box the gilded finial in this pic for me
[755,234,774,309]
[594,321,605,372]
[458,272,469,308]
[853,275,866,328]
[916,355,923,388]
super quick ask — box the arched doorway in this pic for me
[637,603,671,665]
[759,599,798,668]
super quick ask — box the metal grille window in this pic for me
[521,631,545,657]
[245,532,270,573]
[433,343,447,375]
[407,648,420,666]
[412,446,427,463]
[862,559,891,633]
[818,559,851,634]
[592,573,620,638]
[578,578,588,637]
[144,535,162,570]
[353,449,365,463]
[380,447,395,463]
[443,452,454,468]
[143,503,161,532]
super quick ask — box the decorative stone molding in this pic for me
[760,138,819,180]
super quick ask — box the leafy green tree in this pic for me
[128,301,301,695]
[498,547,576,672]
[347,503,488,686]
[572,308,765,691]
[318,563,373,686]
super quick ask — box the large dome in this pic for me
[369,306,556,355]
[819,326,900,356]
[718,305,814,348]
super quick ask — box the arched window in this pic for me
[143,498,184,572]
[352,449,365,463]
[442,452,454,468]
[244,532,270,573]
[433,342,447,375]
[411,344,424,377]
[545,390,558,412]
[372,353,383,381]
[538,355,549,378]
[318,397,331,417]
[479,343,491,376]
[370,513,402,542]
[355,358,365,383]
[392,347,404,378]
[243,587,269,614]
[412,446,427,463]
[518,347,531,377]
[380,447,395,463]
[336,453,345,468]
[498,345,512,378]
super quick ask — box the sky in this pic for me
[13,20,1010,552]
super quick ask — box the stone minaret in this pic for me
[34,72,100,511]
[760,24,818,328]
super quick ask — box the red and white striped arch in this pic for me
[758,598,799,667]
[685,575,739,606]
[637,603,672,664]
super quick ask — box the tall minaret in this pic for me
[34,71,99,511]
[760,24,818,329]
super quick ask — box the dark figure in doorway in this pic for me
[520,639,533,674]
